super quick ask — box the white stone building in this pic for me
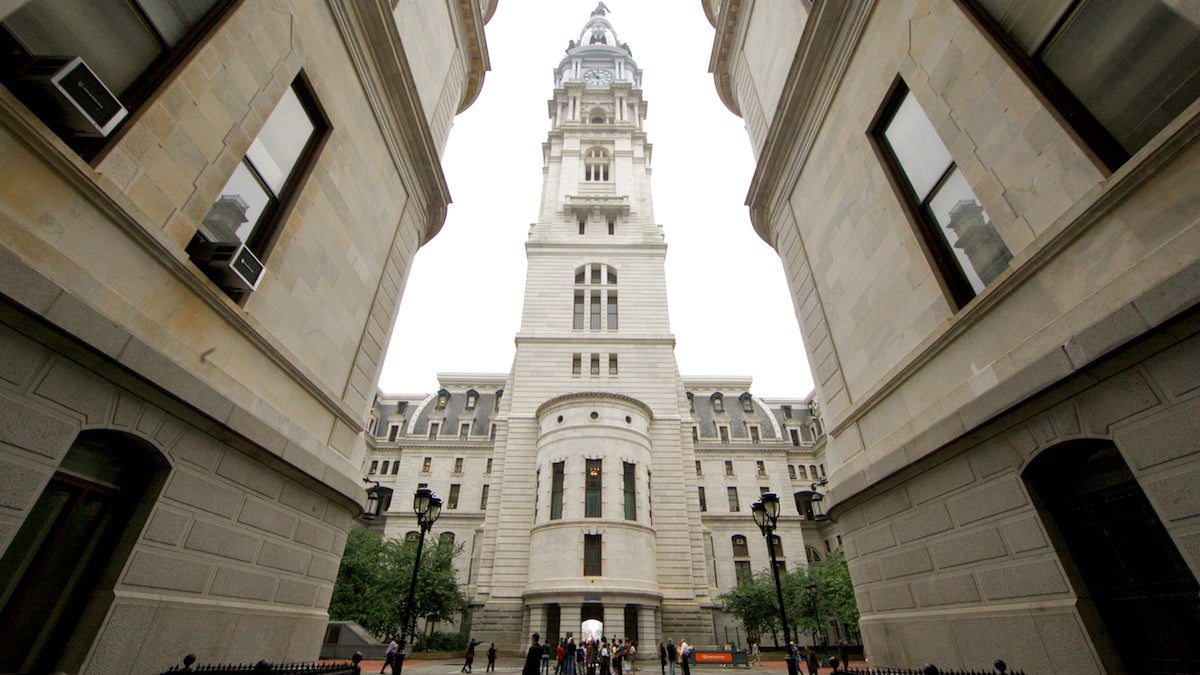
[366,6,829,650]
[704,0,1200,672]
[0,1,494,672]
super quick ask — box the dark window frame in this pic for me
[583,534,602,576]
[585,459,602,517]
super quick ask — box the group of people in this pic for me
[522,633,639,675]
[656,638,693,675]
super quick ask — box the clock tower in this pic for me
[469,4,717,647]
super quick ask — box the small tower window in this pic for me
[584,147,610,181]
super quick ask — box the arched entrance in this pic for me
[1024,440,1200,673]
[581,603,604,641]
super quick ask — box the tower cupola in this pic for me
[556,3,641,89]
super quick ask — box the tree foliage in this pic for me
[329,527,468,643]
[718,550,860,644]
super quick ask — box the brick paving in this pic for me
[345,657,864,675]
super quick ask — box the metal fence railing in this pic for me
[158,653,363,674]
[833,658,1022,675]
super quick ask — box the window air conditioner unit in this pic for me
[190,241,264,292]
[17,56,127,137]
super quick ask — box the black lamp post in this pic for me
[752,493,798,675]
[362,479,393,520]
[398,487,442,675]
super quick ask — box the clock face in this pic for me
[583,69,613,86]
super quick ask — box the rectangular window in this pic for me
[788,465,796,480]
[819,464,826,478]
[590,291,602,330]
[551,461,565,520]
[790,429,801,446]
[447,484,460,510]
[392,461,400,475]
[608,354,618,375]
[782,405,793,418]
[760,486,770,495]
[965,0,1200,169]
[692,427,700,443]
[387,424,400,442]
[490,424,497,441]
[727,486,739,512]
[459,424,470,440]
[810,465,818,480]
[0,0,230,156]
[428,423,439,440]
[573,353,582,375]
[725,460,734,476]
[454,457,464,473]
[584,534,602,576]
[749,426,761,444]
[756,460,766,475]
[585,459,602,517]
[369,460,378,474]
[608,219,615,235]
[719,426,730,444]
[590,354,600,375]
[466,393,477,410]
[190,75,329,293]
[592,267,602,284]
[623,462,636,521]
[695,460,702,476]
[480,484,490,509]
[871,79,1011,308]
[486,458,493,473]
[698,486,707,512]
[735,560,752,585]
[422,457,432,472]
[574,292,585,329]
[380,461,389,474]
[607,292,618,330]
[579,219,586,235]
[798,465,809,480]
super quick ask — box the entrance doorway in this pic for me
[581,603,604,641]
[1024,440,1200,673]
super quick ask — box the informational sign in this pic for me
[693,652,732,663]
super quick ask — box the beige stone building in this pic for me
[365,6,831,650]
[0,1,493,672]
[704,0,1200,672]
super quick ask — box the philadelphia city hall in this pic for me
[363,5,832,649]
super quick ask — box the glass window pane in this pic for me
[928,168,1012,293]
[245,87,315,195]
[883,92,954,201]
[136,0,218,45]
[976,0,1074,54]
[201,161,271,244]
[1040,0,1200,154]
[4,0,163,95]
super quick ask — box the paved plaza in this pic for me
[350,657,858,675]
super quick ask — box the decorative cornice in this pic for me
[536,391,654,419]
[707,0,744,116]
[455,0,492,114]
[329,0,451,245]
[745,0,874,244]
[700,0,718,27]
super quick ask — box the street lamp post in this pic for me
[398,487,442,675]
[752,493,798,675]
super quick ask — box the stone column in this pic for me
[529,604,546,639]
[563,603,582,640]
[639,606,656,650]
[607,605,625,641]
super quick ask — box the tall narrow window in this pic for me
[607,291,618,329]
[782,405,793,418]
[436,390,449,410]
[790,429,801,446]
[719,426,730,444]
[369,460,378,474]
[756,460,766,475]
[579,219,587,235]
[490,424,497,441]
[789,465,797,480]
[391,461,400,475]
[422,457,432,472]
[608,219,615,235]
[480,484,490,509]
[447,484,460,509]
[798,465,809,480]
[872,80,1011,307]
[608,354,618,375]
[770,534,785,558]
[966,0,1200,169]
[692,427,700,443]
[551,461,565,520]
[712,393,724,413]
[590,291,602,330]
[695,460,702,475]
[749,426,761,444]
[590,354,600,375]
[584,534,602,576]
[428,423,439,440]
[735,561,752,586]
[585,459,602,517]
[727,486,740,512]
[466,391,478,410]
[574,292,585,329]
[732,535,750,558]
[380,461,390,474]
[623,462,637,521]
[740,393,754,413]
[486,458,493,473]
[387,424,400,442]
[459,423,470,440]
[573,354,582,375]
[698,486,707,512]
[584,147,610,181]
[725,460,734,476]
[454,457,464,473]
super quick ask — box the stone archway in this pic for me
[1024,439,1200,673]
[581,603,604,641]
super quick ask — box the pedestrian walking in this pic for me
[837,638,849,669]
[487,644,498,672]
[382,636,399,674]
[804,647,818,675]
[464,637,483,673]
[666,639,677,675]
[748,640,760,667]
[524,634,544,675]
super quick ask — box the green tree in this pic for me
[329,527,468,643]
[792,550,859,643]
[718,567,805,645]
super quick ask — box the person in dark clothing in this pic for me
[837,639,849,670]
[464,638,483,673]
[524,634,544,675]
[487,644,498,672]
[804,648,819,675]
[665,640,677,675]
[658,642,666,675]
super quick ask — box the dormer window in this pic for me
[711,393,724,414]
[435,389,450,410]
[466,390,478,410]
[740,393,754,413]
[584,147,610,181]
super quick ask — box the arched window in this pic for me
[588,107,606,124]
[769,534,784,558]
[805,546,822,564]
[0,431,166,674]
[731,535,749,558]
[584,147,610,181]
[711,393,725,414]
[380,460,389,474]
[740,393,754,413]
[572,264,618,330]
[438,532,456,547]
[405,531,420,543]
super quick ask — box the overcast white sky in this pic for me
[377,1,814,399]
